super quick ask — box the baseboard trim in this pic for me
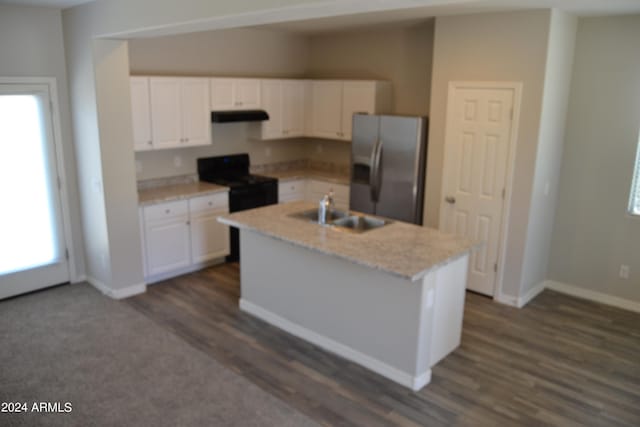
[517,281,546,308]
[545,280,640,314]
[71,274,87,284]
[240,298,431,391]
[86,276,146,300]
[493,293,518,307]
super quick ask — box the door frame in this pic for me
[439,81,522,301]
[0,76,79,284]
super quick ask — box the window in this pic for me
[630,139,640,216]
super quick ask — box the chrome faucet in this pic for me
[318,190,335,225]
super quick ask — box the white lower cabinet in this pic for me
[189,194,230,264]
[278,179,306,203]
[278,179,349,210]
[140,193,229,283]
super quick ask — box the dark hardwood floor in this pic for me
[126,263,640,426]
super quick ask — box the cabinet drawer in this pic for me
[278,180,306,197]
[144,200,188,222]
[189,192,228,214]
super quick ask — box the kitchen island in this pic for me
[218,202,475,391]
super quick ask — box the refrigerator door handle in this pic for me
[369,138,379,200]
[370,139,383,202]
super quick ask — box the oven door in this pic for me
[229,183,277,212]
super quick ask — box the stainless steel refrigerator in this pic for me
[349,114,427,224]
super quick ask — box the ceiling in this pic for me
[0,0,92,8]
[1,0,640,36]
[260,0,640,35]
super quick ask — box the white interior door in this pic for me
[440,83,518,296]
[0,83,70,299]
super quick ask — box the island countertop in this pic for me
[218,201,476,281]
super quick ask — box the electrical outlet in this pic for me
[135,160,142,174]
[173,155,182,168]
[619,264,630,280]
[265,147,272,157]
[316,144,323,154]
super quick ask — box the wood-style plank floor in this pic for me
[126,263,640,426]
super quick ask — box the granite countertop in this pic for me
[138,182,229,206]
[262,169,349,185]
[218,201,476,282]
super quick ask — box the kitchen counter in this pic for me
[138,182,228,206]
[219,201,474,391]
[218,201,474,281]
[262,169,349,185]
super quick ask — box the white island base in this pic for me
[238,231,469,391]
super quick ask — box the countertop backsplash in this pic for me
[137,174,199,191]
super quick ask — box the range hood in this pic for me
[211,110,269,123]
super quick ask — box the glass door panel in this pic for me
[0,84,69,299]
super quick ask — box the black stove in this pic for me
[198,154,278,262]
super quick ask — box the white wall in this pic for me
[307,21,434,116]
[0,4,85,281]
[129,28,309,77]
[429,10,550,300]
[549,14,640,302]
[63,6,144,291]
[520,10,577,295]
[62,5,112,286]
[93,39,145,288]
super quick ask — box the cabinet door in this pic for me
[260,80,283,140]
[145,217,191,276]
[310,81,343,139]
[190,210,230,263]
[150,77,182,149]
[278,179,306,203]
[180,78,211,147]
[210,78,235,110]
[282,80,305,137]
[235,79,261,109]
[341,82,376,141]
[130,77,153,151]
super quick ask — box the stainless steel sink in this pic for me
[331,215,391,233]
[288,209,391,233]
[288,208,349,223]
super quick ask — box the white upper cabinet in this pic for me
[310,81,343,140]
[210,78,261,110]
[282,80,306,137]
[180,78,211,147]
[260,80,283,139]
[310,80,391,141]
[130,77,153,151]
[149,77,182,149]
[146,77,211,150]
[260,79,306,140]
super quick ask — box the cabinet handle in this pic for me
[186,220,190,225]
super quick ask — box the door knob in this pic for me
[445,196,456,204]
